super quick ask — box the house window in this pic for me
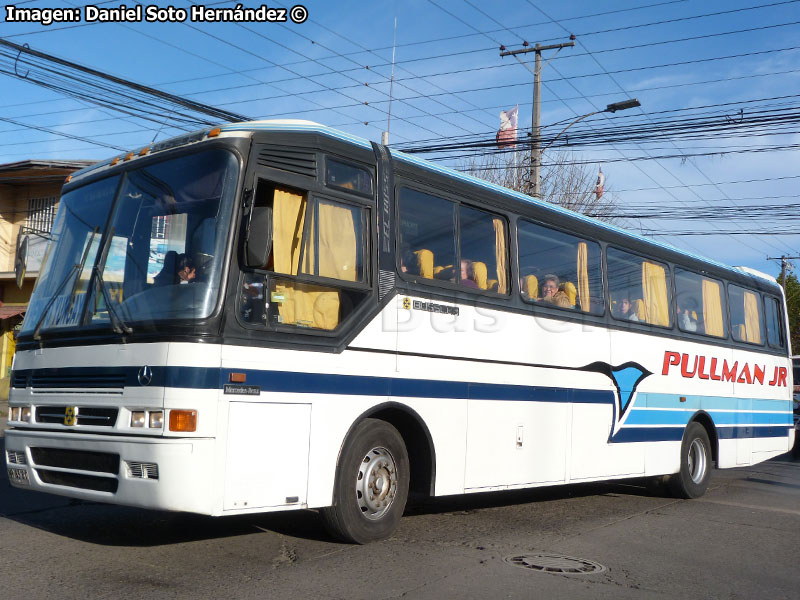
[26,196,58,234]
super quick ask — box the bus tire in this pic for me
[320,418,410,544]
[669,422,712,499]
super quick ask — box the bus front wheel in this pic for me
[320,418,410,544]
[669,422,712,499]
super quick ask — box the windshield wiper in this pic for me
[32,227,99,341]
[32,263,80,341]
[93,266,132,335]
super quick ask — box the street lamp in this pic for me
[605,99,641,113]
[535,98,641,194]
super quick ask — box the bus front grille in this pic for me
[36,406,119,427]
[31,373,126,390]
[35,469,118,493]
[30,447,120,474]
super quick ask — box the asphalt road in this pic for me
[1,424,799,599]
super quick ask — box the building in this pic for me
[0,159,94,382]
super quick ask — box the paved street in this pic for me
[1,420,798,599]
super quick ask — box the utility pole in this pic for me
[500,39,575,198]
[767,255,800,289]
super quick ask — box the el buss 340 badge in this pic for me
[403,297,459,315]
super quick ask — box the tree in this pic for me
[458,148,619,223]
[777,272,800,355]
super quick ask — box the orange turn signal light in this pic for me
[139,147,150,156]
[208,127,221,138]
[169,409,197,432]
[124,152,134,161]
[111,157,120,166]
[229,372,246,383]
[65,175,72,183]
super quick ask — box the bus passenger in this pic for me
[678,297,698,332]
[612,293,639,321]
[550,291,573,309]
[460,259,478,289]
[541,274,559,301]
[177,254,197,284]
[622,297,640,321]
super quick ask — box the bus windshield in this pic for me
[21,148,239,337]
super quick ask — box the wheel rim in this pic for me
[356,446,398,520]
[687,438,708,484]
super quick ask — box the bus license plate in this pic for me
[7,467,30,485]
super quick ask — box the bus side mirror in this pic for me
[244,206,272,268]
[15,235,28,289]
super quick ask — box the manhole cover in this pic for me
[504,553,607,575]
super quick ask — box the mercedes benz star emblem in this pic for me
[138,365,153,386]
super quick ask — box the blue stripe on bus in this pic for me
[624,409,793,427]
[15,367,790,415]
[226,368,615,404]
[612,428,685,443]
[11,366,616,403]
[637,393,792,412]
[612,426,791,443]
[717,426,792,439]
[14,366,792,443]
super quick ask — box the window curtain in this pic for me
[316,201,357,282]
[493,218,508,294]
[577,241,590,312]
[701,279,724,337]
[273,188,305,275]
[272,189,339,330]
[743,290,762,343]
[525,274,538,299]
[642,261,670,326]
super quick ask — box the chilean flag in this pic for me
[496,105,518,149]
[595,165,605,199]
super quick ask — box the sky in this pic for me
[2,0,799,278]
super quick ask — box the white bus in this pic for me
[5,121,794,543]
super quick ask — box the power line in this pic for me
[518,1,794,257]
[0,38,251,125]
[12,12,797,113]
[4,67,800,141]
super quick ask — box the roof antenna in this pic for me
[382,14,397,146]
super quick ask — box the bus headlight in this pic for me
[10,407,20,421]
[20,407,31,422]
[131,411,146,427]
[149,411,163,429]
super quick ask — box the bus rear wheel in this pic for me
[669,422,712,499]
[320,418,410,544]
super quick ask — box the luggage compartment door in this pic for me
[224,402,311,510]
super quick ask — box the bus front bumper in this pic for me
[4,429,219,515]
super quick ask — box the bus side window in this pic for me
[240,182,369,332]
[517,220,603,314]
[674,268,727,338]
[607,248,671,327]
[240,272,267,325]
[459,204,508,294]
[729,285,763,344]
[397,188,455,282]
[764,295,784,349]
